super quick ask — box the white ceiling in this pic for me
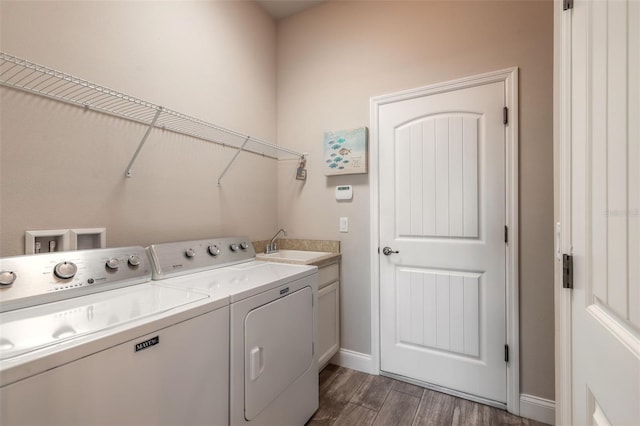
[255,0,325,20]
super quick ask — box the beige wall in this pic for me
[0,0,278,256]
[1,0,555,402]
[276,1,555,399]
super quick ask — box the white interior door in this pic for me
[378,78,509,405]
[563,0,640,424]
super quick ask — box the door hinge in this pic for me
[563,0,573,11]
[563,254,573,289]
[504,344,509,363]
[503,106,509,125]
[504,225,508,243]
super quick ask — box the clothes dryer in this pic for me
[147,236,319,426]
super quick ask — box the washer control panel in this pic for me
[147,236,255,280]
[0,246,151,312]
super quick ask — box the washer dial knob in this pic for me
[185,248,196,258]
[106,257,120,270]
[240,242,249,250]
[128,255,141,267]
[229,243,239,252]
[54,261,78,279]
[0,271,16,286]
[208,245,221,256]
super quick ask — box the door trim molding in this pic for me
[369,67,520,414]
[554,0,573,424]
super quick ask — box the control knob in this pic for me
[54,261,78,279]
[128,255,141,267]
[208,245,221,257]
[185,248,196,258]
[106,257,120,270]
[0,271,16,286]
[229,243,239,252]
[240,242,249,250]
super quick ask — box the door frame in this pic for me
[369,67,520,414]
[553,0,572,424]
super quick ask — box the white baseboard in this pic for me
[520,394,555,425]
[330,348,376,374]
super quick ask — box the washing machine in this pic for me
[147,236,319,426]
[0,246,229,426]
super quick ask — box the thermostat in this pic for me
[335,185,353,200]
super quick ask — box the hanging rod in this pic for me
[0,52,304,174]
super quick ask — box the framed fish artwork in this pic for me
[323,127,368,176]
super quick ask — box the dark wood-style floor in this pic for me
[307,365,549,426]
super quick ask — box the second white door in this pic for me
[379,78,508,404]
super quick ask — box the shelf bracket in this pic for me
[125,107,163,177]
[217,136,251,186]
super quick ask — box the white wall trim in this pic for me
[520,394,556,425]
[504,66,521,417]
[330,348,375,374]
[369,67,520,415]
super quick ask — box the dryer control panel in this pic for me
[147,236,255,280]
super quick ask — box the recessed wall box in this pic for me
[335,185,353,201]
[25,230,71,254]
[70,228,106,250]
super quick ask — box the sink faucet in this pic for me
[265,228,287,254]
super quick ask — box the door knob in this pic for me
[382,247,399,256]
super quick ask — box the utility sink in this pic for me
[256,250,333,265]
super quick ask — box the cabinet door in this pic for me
[318,281,340,369]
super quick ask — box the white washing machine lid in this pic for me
[0,283,209,361]
[160,261,316,302]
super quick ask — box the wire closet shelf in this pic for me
[0,52,304,181]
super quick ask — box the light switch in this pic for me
[339,217,349,233]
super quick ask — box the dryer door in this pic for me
[244,286,313,421]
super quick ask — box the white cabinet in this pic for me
[317,262,340,370]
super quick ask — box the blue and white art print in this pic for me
[323,127,368,176]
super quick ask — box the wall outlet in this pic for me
[339,217,349,233]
